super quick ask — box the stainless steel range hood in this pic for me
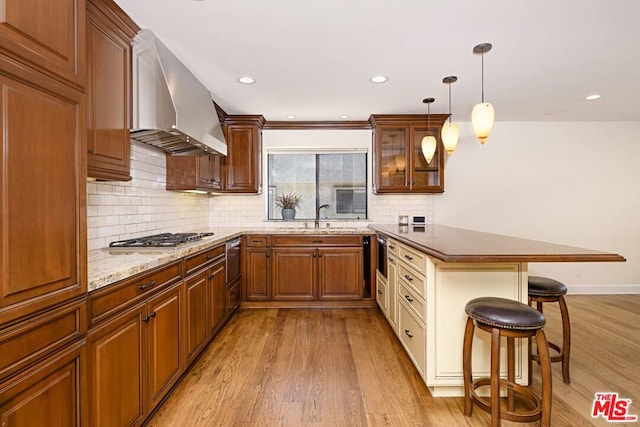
[130,29,227,156]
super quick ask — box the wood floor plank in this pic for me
[147,295,640,426]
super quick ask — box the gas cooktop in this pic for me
[108,232,214,248]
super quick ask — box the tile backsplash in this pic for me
[87,142,210,251]
[88,142,434,250]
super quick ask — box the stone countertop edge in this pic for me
[88,227,375,292]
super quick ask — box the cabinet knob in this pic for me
[404,274,413,282]
[208,274,216,280]
[142,316,150,322]
[404,255,414,261]
[149,312,156,318]
[404,294,414,302]
[206,254,215,260]
[404,329,414,338]
[377,289,383,295]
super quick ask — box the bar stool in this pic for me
[528,275,571,384]
[463,297,552,427]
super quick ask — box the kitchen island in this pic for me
[369,224,625,397]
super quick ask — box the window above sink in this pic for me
[266,151,368,221]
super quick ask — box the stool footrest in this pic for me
[470,378,543,423]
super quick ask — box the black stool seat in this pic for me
[465,297,546,330]
[528,276,568,297]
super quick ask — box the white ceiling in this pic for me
[113,0,640,122]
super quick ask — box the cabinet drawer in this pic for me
[272,235,362,247]
[399,282,425,323]
[387,238,400,257]
[89,261,182,326]
[398,302,426,375]
[398,243,427,274]
[245,235,270,247]
[0,298,86,382]
[398,263,426,298]
[184,244,225,276]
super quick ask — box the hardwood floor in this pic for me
[146,295,640,426]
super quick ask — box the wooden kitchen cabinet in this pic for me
[270,235,365,302]
[222,115,265,193]
[86,0,137,181]
[87,261,184,426]
[88,281,184,426]
[0,339,86,427]
[272,248,317,301]
[0,0,86,90]
[165,154,223,192]
[244,235,272,301]
[370,114,449,194]
[317,247,363,300]
[183,244,227,365]
[88,301,146,427]
[0,60,86,326]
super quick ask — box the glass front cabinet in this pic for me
[370,114,449,194]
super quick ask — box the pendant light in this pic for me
[421,98,437,164]
[441,75,459,155]
[472,43,494,145]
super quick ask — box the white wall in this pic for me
[434,121,640,293]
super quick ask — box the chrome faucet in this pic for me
[315,204,330,228]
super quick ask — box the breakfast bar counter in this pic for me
[369,224,626,263]
[368,224,625,397]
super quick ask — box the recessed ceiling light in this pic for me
[340,115,350,119]
[286,115,296,119]
[584,94,602,101]
[237,76,255,84]
[370,75,388,84]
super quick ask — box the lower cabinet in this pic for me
[185,257,226,366]
[88,281,183,426]
[0,339,85,427]
[244,235,365,302]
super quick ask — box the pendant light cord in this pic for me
[481,52,485,103]
[448,83,452,123]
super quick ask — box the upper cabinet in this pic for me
[223,115,265,194]
[370,114,448,194]
[165,154,222,192]
[0,0,86,90]
[86,0,138,181]
[165,115,265,193]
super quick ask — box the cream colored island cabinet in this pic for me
[383,237,527,397]
[373,224,625,397]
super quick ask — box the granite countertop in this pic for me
[369,224,626,263]
[88,226,374,292]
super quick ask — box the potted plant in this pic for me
[275,191,301,220]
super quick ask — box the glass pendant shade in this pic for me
[472,102,494,145]
[421,135,437,164]
[394,155,406,172]
[441,122,459,155]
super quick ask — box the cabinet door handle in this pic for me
[142,316,150,322]
[404,294,413,302]
[149,312,156,318]
[312,240,323,243]
[404,329,414,338]
[318,252,322,258]
[404,274,414,282]
[388,245,395,250]
[139,280,156,291]
[206,254,215,260]
[377,289,383,295]
[388,257,394,262]
[404,254,414,261]
[266,250,271,258]
[208,273,216,280]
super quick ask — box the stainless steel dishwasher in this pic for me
[225,237,241,284]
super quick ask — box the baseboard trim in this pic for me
[568,284,640,295]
